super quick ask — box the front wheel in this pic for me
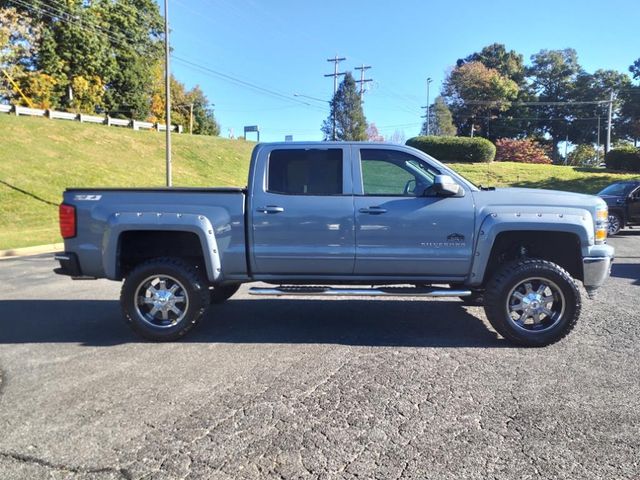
[120,257,210,341]
[483,259,581,347]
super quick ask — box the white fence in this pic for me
[1,104,182,133]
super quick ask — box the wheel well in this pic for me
[609,208,626,226]
[482,231,582,285]
[117,230,206,279]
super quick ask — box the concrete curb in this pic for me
[0,243,64,260]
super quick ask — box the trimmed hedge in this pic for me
[406,136,495,163]
[605,146,640,172]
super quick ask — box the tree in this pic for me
[4,0,164,117]
[458,43,526,86]
[21,71,56,108]
[386,129,406,144]
[0,6,41,102]
[630,58,640,80]
[148,65,220,135]
[569,69,632,146]
[69,75,104,113]
[457,44,539,139]
[186,85,220,136]
[619,86,640,146]
[421,96,456,136]
[96,0,164,119]
[321,72,367,141]
[442,61,519,140]
[527,49,582,161]
[366,123,384,141]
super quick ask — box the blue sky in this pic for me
[166,0,639,142]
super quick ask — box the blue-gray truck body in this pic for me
[55,142,614,345]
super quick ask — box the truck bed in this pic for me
[62,187,248,281]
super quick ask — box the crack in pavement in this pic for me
[0,451,133,479]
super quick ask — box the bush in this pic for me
[567,144,599,166]
[406,135,495,163]
[605,146,640,172]
[495,138,552,164]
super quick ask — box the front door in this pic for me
[353,147,475,277]
[250,146,355,275]
[628,186,640,223]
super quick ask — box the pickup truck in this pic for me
[55,142,614,346]
[597,180,640,235]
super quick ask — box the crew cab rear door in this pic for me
[352,146,475,277]
[249,145,355,275]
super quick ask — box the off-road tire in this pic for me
[121,257,210,341]
[210,284,241,304]
[483,259,581,347]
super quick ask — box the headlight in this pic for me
[595,205,608,244]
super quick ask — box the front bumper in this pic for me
[582,244,614,289]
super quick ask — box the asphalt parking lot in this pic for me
[0,233,638,479]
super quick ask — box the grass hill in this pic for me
[1,113,637,250]
[0,114,255,249]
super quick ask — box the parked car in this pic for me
[597,180,640,235]
[55,142,614,347]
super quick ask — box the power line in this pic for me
[172,56,326,112]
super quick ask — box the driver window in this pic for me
[360,149,436,196]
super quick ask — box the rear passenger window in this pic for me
[268,149,343,195]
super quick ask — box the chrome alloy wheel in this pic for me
[134,275,189,328]
[608,214,621,235]
[506,277,565,332]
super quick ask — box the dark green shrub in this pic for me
[605,146,640,172]
[406,136,495,163]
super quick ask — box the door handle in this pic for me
[256,205,284,214]
[359,206,387,214]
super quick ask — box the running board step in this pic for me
[248,286,472,297]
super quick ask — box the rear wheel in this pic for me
[121,257,210,341]
[483,259,580,347]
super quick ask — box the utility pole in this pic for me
[354,64,372,99]
[189,103,193,134]
[605,90,613,155]
[425,77,432,136]
[324,55,346,141]
[596,113,601,164]
[163,0,172,186]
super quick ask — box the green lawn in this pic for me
[450,161,639,194]
[1,113,638,249]
[0,114,254,249]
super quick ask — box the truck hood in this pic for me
[472,187,606,213]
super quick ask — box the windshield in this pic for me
[599,182,636,196]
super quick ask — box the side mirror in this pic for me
[424,175,463,197]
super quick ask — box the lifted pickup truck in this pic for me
[55,142,614,346]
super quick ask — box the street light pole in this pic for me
[164,0,172,187]
[426,77,432,136]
